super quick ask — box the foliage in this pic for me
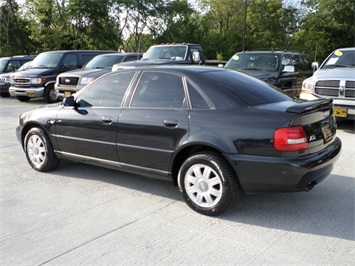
[0,0,36,56]
[0,0,354,61]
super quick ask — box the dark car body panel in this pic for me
[16,66,341,193]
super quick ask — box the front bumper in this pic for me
[226,137,342,193]
[9,86,44,98]
[0,83,10,93]
[55,83,84,98]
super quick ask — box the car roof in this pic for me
[115,65,226,74]
[237,50,305,55]
[96,52,142,57]
[333,47,355,51]
[40,50,116,54]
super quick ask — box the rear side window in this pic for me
[187,82,210,109]
[131,72,186,108]
[205,70,291,106]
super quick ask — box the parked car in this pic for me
[111,43,206,71]
[0,61,32,97]
[223,50,313,97]
[9,50,115,103]
[55,52,142,98]
[301,47,355,120]
[0,55,35,74]
[16,66,341,216]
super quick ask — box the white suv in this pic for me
[301,47,355,120]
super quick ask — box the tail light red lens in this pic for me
[274,126,309,151]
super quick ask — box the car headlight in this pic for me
[31,78,43,84]
[302,77,315,93]
[80,77,95,85]
[4,77,10,83]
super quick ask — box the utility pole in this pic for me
[242,0,247,51]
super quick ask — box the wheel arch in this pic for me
[20,122,50,150]
[170,143,238,187]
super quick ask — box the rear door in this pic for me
[117,71,189,174]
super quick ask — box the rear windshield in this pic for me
[204,70,291,106]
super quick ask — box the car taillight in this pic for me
[274,126,309,151]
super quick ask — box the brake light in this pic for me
[274,126,309,151]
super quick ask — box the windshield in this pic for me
[225,53,279,72]
[0,58,9,72]
[31,52,63,68]
[322,49,355,69]
[84,54,125,69]
[142,45,187,60]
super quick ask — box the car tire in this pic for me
[0,92,10,97]
[178,152,240,216]
[16,96,30,102]
[44,84,58,103]
[24,127,60,172]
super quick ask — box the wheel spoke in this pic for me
[201,167,212,179]
[210,187,222,198]
[209,176,221,186]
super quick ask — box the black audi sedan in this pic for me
[16,66,341,216]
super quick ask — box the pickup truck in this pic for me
[300,47,355,120]
[112,43,210,71]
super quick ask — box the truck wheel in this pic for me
[0,92,10,97]
[24,127,60,172]
[16,96,31,102]
[178,151,240,216]
[44,84,58,103]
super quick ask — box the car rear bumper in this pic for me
[226,137,342,193]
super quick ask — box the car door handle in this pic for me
[102,116,113,124]
[164,119,178,127]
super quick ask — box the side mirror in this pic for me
[283,65,295,73]
[63,95,75,107]
[311,62,319,71]
[192,51,201,63]
[218,64,224,68]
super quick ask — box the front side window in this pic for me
[130,72,186,108]
[62,54,78,69]
[76,72,135,107]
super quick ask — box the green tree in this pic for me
[294,0,355,62]
[0,0,35,55]
[247,0,300,50]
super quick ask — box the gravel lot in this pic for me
[1,97,354,265]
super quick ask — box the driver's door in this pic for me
[55,71,136,161]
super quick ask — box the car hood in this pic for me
[0,73,10,78]
[11,68,56,77]
[314,68,355,79]
[59,68,110,78]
